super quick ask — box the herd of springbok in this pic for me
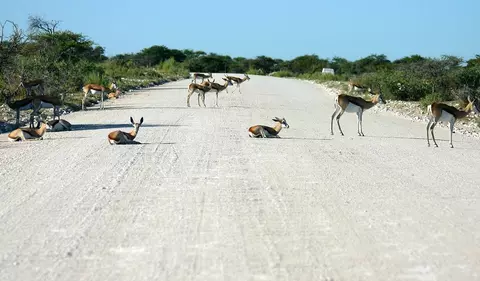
[4,74,479,148]
[187,73,250,107]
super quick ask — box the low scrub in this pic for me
[419,92,453,109]
[298,72,347,83]
[270,71,295,78]
[246,68,265,75]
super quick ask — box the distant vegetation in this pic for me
[1,16,480,109]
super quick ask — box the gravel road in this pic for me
[1,74,479,281]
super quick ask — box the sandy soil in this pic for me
[1,74,479,281]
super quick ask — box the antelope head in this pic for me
[130,116,144,131]
[368,87,386,105]
[466,95,479,114]
[222,77,233,86]
[273,117,290,128]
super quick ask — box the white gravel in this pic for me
[1,75,480,281]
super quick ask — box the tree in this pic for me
[289,55,327,74]
[329,56,353,75]
[0,20,27,100]
[27,15,60,35]
[466,55,480,68]
[352,54,391,74]
[393,55,426,65]
[230,57,249,73]
[250,56,276,74]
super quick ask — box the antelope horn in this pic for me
[467,95,472,103]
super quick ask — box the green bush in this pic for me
[420,92,452,109]
[354,70,434,101]
[270,70,295,78]
[85,72,106,85]
[246,68,265,75]
[298,72,347,83]
[157,57,189,77]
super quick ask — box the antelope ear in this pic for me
[130,116,134,124]
[140,117,144,125]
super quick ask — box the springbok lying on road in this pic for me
[330,89,386,136]
[191,72,212,84]
[224,74,250,94]
[426,96,479,148]
[108,89,122,99]
[82,81,118,110]
[187,80,212,107]
[8,121,47,142]
[108,117,144,145]
[248,117,290,138]
[47,119,72,132]
[201,78,233,107]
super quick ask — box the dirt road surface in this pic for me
[1,75,479,281]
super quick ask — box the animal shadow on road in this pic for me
[257,136,332,141]
[362,135,473,143]
[140,142,176,145]
[105,106,188,110]
[72,123,183,131]
[154,87,189,90]
[109,142,176,146]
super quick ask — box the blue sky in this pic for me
[1,0,477,61]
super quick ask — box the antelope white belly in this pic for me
[345,103,362,113]
[90,89,99,95]
[438,111,455,123]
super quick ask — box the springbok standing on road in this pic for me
[191,73,212,84]
[82,81,118,110]
[330,88,386,136]
[248,117,290,138]
[201,78,233,107]
[187,80,212,107]
[426,96,479,148]
[108,117,144,145]
[224,74,250,94]
[28,97,56,129]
